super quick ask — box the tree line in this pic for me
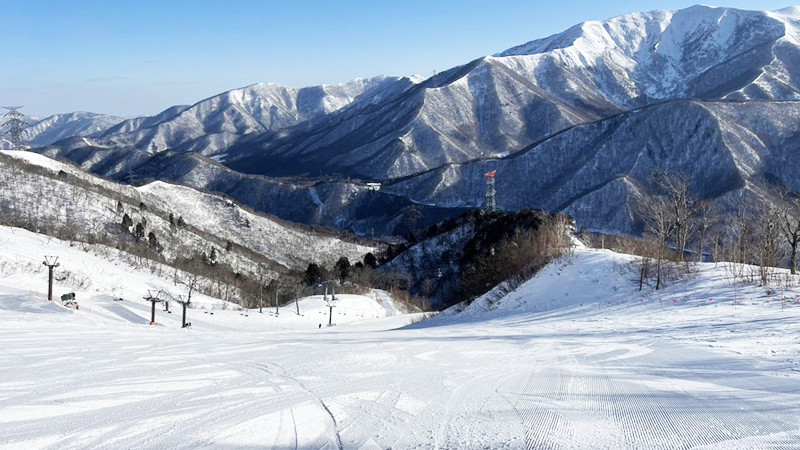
[599,171,800,290]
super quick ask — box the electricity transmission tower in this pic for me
[2,106,27,150]
[484,170,497,212]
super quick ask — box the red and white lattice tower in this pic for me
[484,170,497,212]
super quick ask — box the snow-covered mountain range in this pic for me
[0,111,125,150]
[29,5,800,234]
[222,5,800,180]
[47,76,414,155]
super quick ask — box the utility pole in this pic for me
[42,256,60,301]
[144,290,162,326]
[484,170,497,212]
[2,106,26,150]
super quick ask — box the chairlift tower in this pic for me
[176,294,191,328]
[42,256,60,301]
[3,106,26,150]
[144,290,163,326]
[161,291,191,328]
[484,170,497,212]
[323,281,337,325]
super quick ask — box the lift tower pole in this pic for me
[144,290,163,326]
[43,256,60,301]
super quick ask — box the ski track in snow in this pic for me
[1,243,800,448]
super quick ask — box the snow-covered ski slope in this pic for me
[0,225,399,323]
[2,231,800,448]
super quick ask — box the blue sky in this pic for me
[2,1,794,117]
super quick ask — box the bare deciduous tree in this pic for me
[755,205,785,286]
[654,172,696,262]
[777,189,800,275]
[181,273,201,304]
[420,278,436,298]
[635,192,674,290]
[694,199,721,262]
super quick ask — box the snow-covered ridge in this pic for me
[0,111,125,150]
[0,150,378,272]
[218,5,800,184]
[137,181,377,268]
[62,75,413,156]
[496,5,798,101]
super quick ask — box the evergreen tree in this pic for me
[148,232,160,252]
[134,222,145,242]
[363,252,378,269]
[334,256,352,283]
[121,213,133,230]
[304,263,323,286]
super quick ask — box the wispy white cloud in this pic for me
[86,76,128,83]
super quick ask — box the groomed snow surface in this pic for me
[1,228,799,449]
